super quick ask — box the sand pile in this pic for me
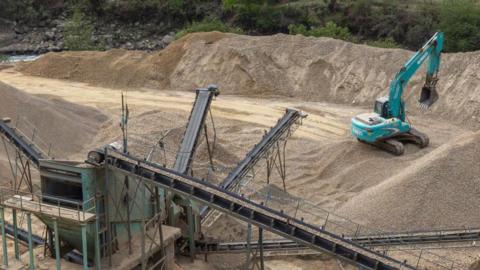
[336,130,480,231]
[18,32,480,126]
[0,82,108,184]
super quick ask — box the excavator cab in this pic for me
[373,96,389,118]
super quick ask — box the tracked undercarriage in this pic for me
[359,127,429,156]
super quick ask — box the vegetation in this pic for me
[288,21,356,42]
[175,18,244,39]
[366,37,400,49]
[64,7,98,51]
[440,0,480,52]
[0,55,8,62]
[1,0,480,52]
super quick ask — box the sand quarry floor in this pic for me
[0,32,480,269]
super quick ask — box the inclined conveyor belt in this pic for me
[103,149,414,270]
[197,227,480,253]
[199,108,306,218]
[0,119,44,167]
[173,87,218,174]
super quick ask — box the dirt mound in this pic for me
[17,32,230,89]
[0,82,108,184]
[336,130,480,231]
[18,32,480,127]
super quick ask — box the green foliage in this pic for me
[0,55,8,62]
[289,21,355,42]
[175,18,244,39]
[222,0,283,34]
[440,0,480,52]
[64,7,97,51]
[366,37,399,48]
[0,0,55,25]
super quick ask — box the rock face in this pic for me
[0,17,175,54]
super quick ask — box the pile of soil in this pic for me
[18,32,480,127]
[336,130,480,231]
[0,82,108,184]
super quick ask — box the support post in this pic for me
[82,224,88,270]
[53,219,61,270]
[124,175,132,255]
[258,228,264,270]
[245,223,252,270]
[94,218,102,270]
[27,213,34,270]
[12,209,19,260]
[155,187,166,269]
[141,220,146,270]
[187,205,195,262]
[1,207,8,267]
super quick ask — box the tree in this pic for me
[440,0,480,52]
[64,7,96,50]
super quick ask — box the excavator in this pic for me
[351,32,444,155]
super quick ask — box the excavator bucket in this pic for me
[419,85,438,109]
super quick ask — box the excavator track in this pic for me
[359,138,404,156]
[359,127,429,156]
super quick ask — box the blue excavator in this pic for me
[351,32,444,155]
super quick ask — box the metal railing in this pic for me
[0,188,96,222]
[237,183,472,270]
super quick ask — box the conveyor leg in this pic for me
[12,209,19,260]
[27,213,34,270]
[141,220,146,270]
[54,219,61,270]
[245,223,252,270]
[187,206,195,262]
[1,207,8,267]
[82,224,88,270]
[258,228,264,270]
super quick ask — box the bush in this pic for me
[64,7,97,51]
[175,18,244,39]
[366,37,399,48]
[289,21,355,42]
[223,0,283,34]
[0,55,8,62]
[440,0,480,52]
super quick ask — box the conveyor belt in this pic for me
[200,108,306,219]
[198,227,480,254]
[219,108,305,191]
[103,149,414,270]
[173,86,218,174]
[0,119,45,167]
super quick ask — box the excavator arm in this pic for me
[388,32,444,120]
